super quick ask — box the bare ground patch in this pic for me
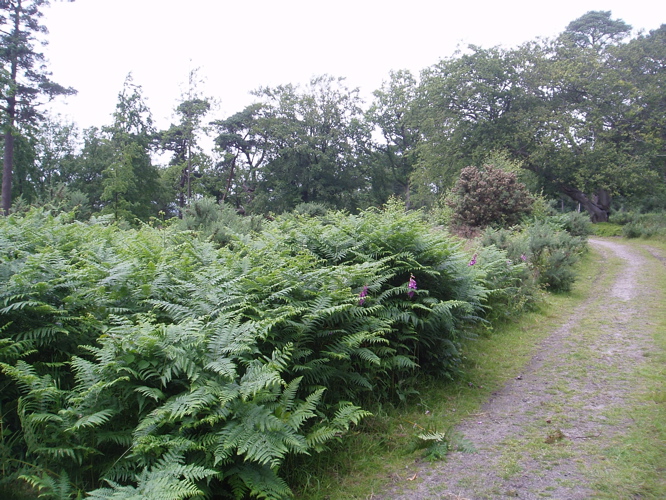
[374,239,662,499]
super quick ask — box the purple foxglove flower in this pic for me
[468,254,477,266]
[359,285,369,305]
[521,254,527,262]
[408,274,417,298]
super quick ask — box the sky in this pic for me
[42,0,666,132]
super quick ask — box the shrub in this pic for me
[446,164,534,229]
[481,219,587,292]
[618,213,666,239]
[0,204,569,498]
[0,204,495,499]
[551,211,593,237]
[592,222,623,237]
[468,245,541,323]
[0,209,368,498]
[271,200,488,387]
[177,197,263,245]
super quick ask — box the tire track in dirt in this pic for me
[376,239,660,499]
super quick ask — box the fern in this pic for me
[411,429,477,461]
[19,468,79,500]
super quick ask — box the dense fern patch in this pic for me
[0,205,575,499]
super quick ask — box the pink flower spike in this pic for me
[359,285,369,305]
[468,254,477,266]
[408,274,417,298]
[521,254,527,262]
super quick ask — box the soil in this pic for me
[374,238,665,499]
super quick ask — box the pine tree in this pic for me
[0,0,76,214]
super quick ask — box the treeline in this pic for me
[2,11,665,222]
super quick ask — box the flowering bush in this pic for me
[446,164,534,228]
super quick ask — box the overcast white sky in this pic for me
[42,0,665,131]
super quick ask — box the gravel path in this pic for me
[375,238,664,499]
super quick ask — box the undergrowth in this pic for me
[0,205,593,499]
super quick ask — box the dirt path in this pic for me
[376,238,664,499]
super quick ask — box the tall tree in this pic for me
[33,113,79,193]
[100,74,161,222]
[210,102,269,211]
[250,75,371,213]
[66,126,112,212]
[366,69,420,207]
[159,68,211,214]
[0,0,76,214]
[559,10,631,49]
[414,45,531,205]
[413,12,663,221]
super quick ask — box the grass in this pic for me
[291,245,606,499]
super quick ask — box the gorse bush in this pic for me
[613,212,666,239]
[0,204,503,499]
[480,216,587,292]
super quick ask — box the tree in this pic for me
[0,0,76,214]
[210,102,270,211]
[522,12,660,221]
[413,12,664,221]
[249,75,372,214]
[413,44,533,205]
[159,68,211,215]
[366,69,420,207]
[559,10,631,49]
[68,126,113,212]
[33,113,79,193]
[100,74,161,222]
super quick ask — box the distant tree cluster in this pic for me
[1,8,664,223]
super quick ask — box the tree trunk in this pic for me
[2,129,14,215]
[2,2,20,216]
[560,185,611,222]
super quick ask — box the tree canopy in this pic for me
[1,10,664,222]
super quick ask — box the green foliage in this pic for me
[0,0,77,214]
[481,217,587,292]
[271,200,487,387]
[413,17,666,221]
[0,209,365,498]
[446,164,534,229]
[175,197,263,245]
[409,428,476,462]
[592,222,623,237]
[245,75,372,214]
[0,203,511,499]
[0,203,575,498]
[100,75,162,222]
[365,69,420,206]
[610,212,666,239]
[469,245,542,323]
[549,211,594,238]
